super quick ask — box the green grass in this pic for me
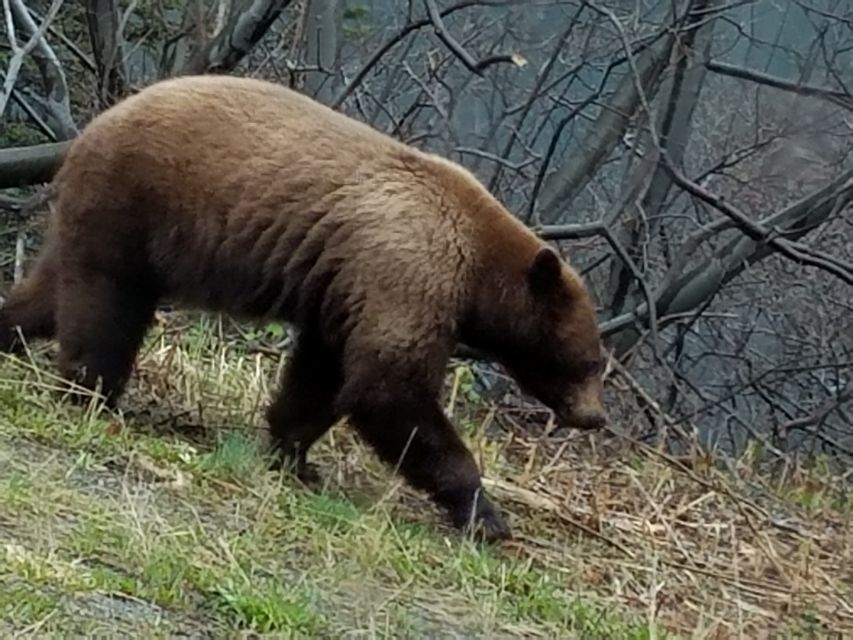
[0,322,664,639]
[1,315,849,638]
[0,427,657,637]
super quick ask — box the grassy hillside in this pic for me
[0,313,849,638]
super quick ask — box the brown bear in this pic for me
[0,75,608,542]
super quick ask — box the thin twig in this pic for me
[333,1,518,109]
[705,59,853,111]
[422,0,523,75]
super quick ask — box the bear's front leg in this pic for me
[346,384,511,543]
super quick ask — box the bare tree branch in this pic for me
[11,0,76,138]
[534,33,674,223]
[184,0,293,74]
[659,154,853,285]
[332,0,515,109]
[422,0,524,75]
[0,142,69,189]
[0,0,65,122]
[706,60,853,111]
[85,0,129,107]
[603,168,853,343]
[9,86,58,139]
[301,0,343,101]
[607,0,718,318]
[778,381,851,435]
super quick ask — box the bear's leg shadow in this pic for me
[266,330,343,483]
[344,379,511,542]
[0,246,58,353]
[55,269,157,405]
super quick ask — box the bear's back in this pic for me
[63,75,405,198]
[52,75,539,329]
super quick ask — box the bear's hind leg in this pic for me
[345,381,511,542]
[266,331,343,483]
[0,246,58,353]
[56,271,157,406]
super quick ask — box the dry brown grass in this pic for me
[455,353,852,638]
[478,432,852,637]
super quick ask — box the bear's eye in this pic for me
[590,359,605,375]
[572,358,604,380]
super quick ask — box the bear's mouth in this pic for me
[553,406,607,433]
[547,407,575,434]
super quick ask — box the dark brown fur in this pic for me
[0,75,607,541]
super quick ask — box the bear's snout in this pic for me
[570,408,608,431]
[552,403,608,432]
[557,380,608,431]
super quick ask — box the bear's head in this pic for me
[503,246,608,432]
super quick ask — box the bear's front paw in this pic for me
[469,508,512,543]
[270,452,322,486]
[293,461,322,486]
[451,494,512,543]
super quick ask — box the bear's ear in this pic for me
[528,247,562,295]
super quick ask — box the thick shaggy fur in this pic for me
[0,75,607,541]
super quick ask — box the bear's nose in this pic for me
[575,412,607,430]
